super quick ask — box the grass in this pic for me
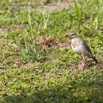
[0,0,103,103]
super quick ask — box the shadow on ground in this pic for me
[2,76,103,103]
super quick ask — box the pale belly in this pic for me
[71,38,85,55]
[71,44,84,54]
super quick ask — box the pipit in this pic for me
[68,31,98,72]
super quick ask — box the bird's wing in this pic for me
[82,39,92,54]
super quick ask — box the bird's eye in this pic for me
[71,33,74,35]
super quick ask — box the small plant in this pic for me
[42,10,51,30]
[19,10,47,62]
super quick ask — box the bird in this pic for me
[68,31,98,72]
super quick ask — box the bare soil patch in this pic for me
[35,36,70,49]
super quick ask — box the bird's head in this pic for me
[68,31,78,38]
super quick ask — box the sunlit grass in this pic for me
[0,0,103,103]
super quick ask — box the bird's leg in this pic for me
[80,54,86,73]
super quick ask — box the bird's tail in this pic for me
[92,56,98,64]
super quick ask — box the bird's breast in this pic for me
[71,38,83,54]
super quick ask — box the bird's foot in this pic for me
[79,60,86,74]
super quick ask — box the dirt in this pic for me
[7,23,28,30]
[0,28,7,35]
[23,1,74,12]
[38,1,74,11]
[35,36,70,49]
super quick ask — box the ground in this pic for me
[0,0,103,103]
